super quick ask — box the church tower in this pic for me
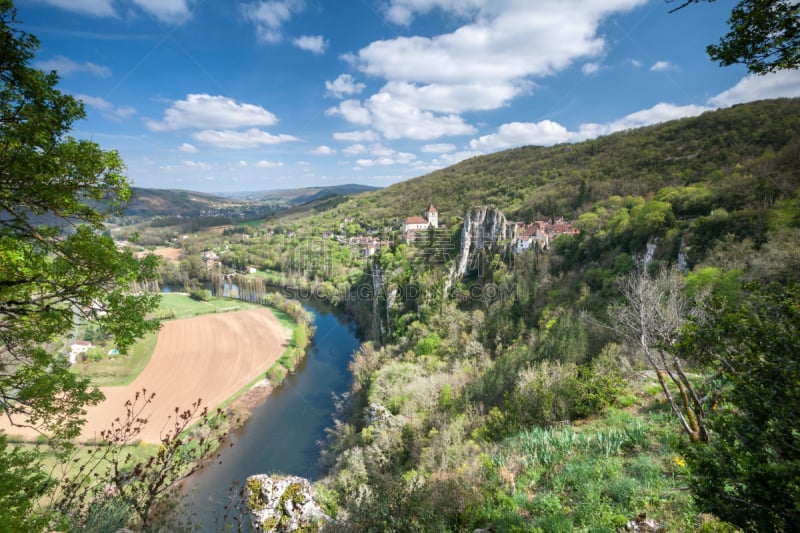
[425,203,438,228]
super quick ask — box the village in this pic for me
[198,202,579,273]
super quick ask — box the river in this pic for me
[180,297,361,531]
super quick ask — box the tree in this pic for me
[670,0,800,74]
[609,265,709,441]
[0,0,160,439]
[676,283,800,530]
[0,2,161,529]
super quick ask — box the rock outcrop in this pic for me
[453,205,515,279]
[246,474,329,532]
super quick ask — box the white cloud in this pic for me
[325,74,366,98]
[469,102,709,151]
[336,0,645,141]
[355,143,417,166]
[241,0,304,43]
[708,70,800,107]
[239,160,248,166]
[293,35,328,54]
[582,62,600,75]
[179,143,198,153]
[428,149,481,168]
[358,1,645,85]
[470,120,571,151]
[326,99,372,125]
[333,130,379,142]
[75,94,136,122]
[313,145,336,155]
[650,60,674,72]
[384,0,484,26]
[256,159,284,168]
[130,0,192,23]
[366,91,476,139]
[422,143,456,153]
[375,80,530,114]
[35,0,192,22]
[192,128,298,149]
[343,143,367,154]
[33,0,115,17]
[36,56,111,77]
[146,94,278,131]
[161,159,213,172]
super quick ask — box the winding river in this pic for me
[181,298,361,531]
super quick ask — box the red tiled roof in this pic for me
[405,216,428,224]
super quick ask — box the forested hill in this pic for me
[339,98,799,223]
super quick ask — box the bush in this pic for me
[189,288,211,301]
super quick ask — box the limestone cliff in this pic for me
[453,205,515,279]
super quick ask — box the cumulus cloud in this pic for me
[329,89,478,140]
[469,102,710,152]
[343,143,367,154]
[363,91,476,140]
[75,94,136,122]
[708,70,800,107]
[326,99,372,125]
[650,60,674,72]
[36,56,111,77]
[334,0,645,141]
[192,128,298,149]
[179,143,198,153]
[325,74,366,98]
[241,0,304,43]
[146,94,278,131]
[313,145,336,155]
[293,35,328,54]
[470,120,572,151]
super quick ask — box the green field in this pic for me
[157,292,262,319]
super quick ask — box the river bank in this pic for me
[180,298,361,531]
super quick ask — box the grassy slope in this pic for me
[285,98,800,229]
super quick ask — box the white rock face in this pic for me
[454,205,515,278]
[247,474,329,532]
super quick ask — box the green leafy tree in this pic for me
[0,2,160,529]
[676,283,800,531]
[0,0,160,439]
[670,0,800,73]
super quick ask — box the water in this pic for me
[180,299,361,530]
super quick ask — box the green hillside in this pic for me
[323,98,799,225]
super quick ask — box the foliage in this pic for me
[671,0,800,74]
[677,283,800,531]
[0,434,53,533]
[189,288,211,302]
[52,390,230,532]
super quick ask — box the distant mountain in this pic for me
[124,188,244,217]
[216,184,380,204]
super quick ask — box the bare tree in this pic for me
[609,265,708,442]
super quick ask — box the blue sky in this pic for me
[18,0,800,193]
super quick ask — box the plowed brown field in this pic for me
[2,308,289,443]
